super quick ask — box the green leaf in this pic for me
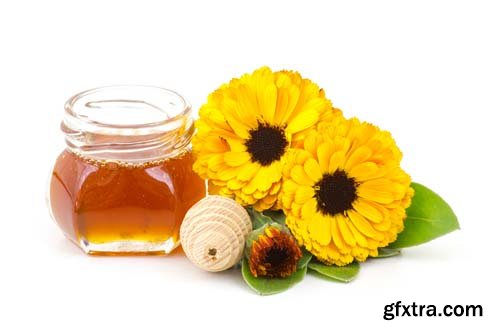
[241,258,307,295]
[297,248,313,269]
[388,182,459,248]
[373,248,401,258]
[308,260,360,283]
[246,207,274,229]
[262,209,286,225]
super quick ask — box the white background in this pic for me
[1,1,498,332]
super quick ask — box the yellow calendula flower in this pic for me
[192,66,342,210]
[279,116,414,266]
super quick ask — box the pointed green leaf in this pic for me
[308,260,360,282]
[262,209,286,225]
[246,207,274,229]
[388,182,459,248]
[241,258,307,295]
[297,248,313,269]
[373,248,401,258]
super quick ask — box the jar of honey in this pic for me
[48,86,206,255]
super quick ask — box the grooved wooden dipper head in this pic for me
[180,195,252,272]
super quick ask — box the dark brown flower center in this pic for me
[245,122,288,166]
[315,170,358,216]
[264,246,291,267]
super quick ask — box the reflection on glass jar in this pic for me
[48,86,206,255]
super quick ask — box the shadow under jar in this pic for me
[48,86,206,255]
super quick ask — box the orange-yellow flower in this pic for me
[192,66,341,210]
[280,116,414,265]
[246,225,302,278]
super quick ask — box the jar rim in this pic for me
[64,85,191,130]
[62,85,194,163]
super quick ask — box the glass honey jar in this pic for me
[48,86,206,255]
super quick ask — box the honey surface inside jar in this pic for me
[49,150,206,254]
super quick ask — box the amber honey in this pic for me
[50,149,205,255]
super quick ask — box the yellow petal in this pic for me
[349,162,379,181]
[330,216,348,250]
[290,165,314,186]
[362,178,396,190]
[308,216,331,246]
[253,190,267,199]
[225,137,247,152]
[207,154,225,171]
[304,132,322,154]
[324,243,341,261]
[345,146,372,171]
[207,180,222,195]
[281,179,299,194]
[223,151,251,167]
[260,163,282,184]
[338,216,356,246]
[317,142,334,172]
[347,210,377,238]
[287,109,320,134]
[295,186,315,204]
[346,220,368,247]
[218,166,241,181]
[292,216,309,243]
[260,84,277,123]
[329,151,346,173]
[240,170,261,194]
[237,163,260,181]
[252,169,274,193]
[204,138,228,153]
[224,113,250,139]
[352,199,383,223]
[357,186,395,204]
[304,159,322,182]
[301,198,317,219]
[227,178,244,190]
[269,182,281,195]
[281,195,293,209]
[291,202,301,216]
[262,194,278,205]
[373,216,392,231]
[244,164,280,194]
[275,82,300,125]
[234,89,259,128]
